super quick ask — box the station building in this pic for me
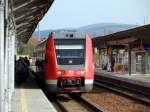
[93,24,150,75]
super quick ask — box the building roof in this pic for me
[28,37,43,44]
[92,24,150,47]
[12,0,54,43]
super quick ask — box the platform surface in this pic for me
[95,68,150,88]
[11,75,57,112]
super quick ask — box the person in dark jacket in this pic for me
[24,56,30,67]
[111,57,115,72]
[15,57,29,84]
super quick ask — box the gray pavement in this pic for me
[95,68,150,87]
[11,75,57,112]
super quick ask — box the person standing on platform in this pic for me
[111,57,115,72]
[24,56,30,67]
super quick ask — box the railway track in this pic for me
[33,71,150,111]
[94,74,150,105]
[55,94,103,112]
[33,71,103,112]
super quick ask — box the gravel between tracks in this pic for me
[82,91,150,112]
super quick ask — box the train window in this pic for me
[54,39,85,65]
[66,34,68,37]
[70,34,73,38]
[56,50,84,65]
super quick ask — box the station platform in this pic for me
[11,75,57,112]
[95,68,150,88]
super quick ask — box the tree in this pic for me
[17,42,36,57]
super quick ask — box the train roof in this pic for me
[53,30,86,39]
[36,31,87,48]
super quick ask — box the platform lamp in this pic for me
[139,39,145,50]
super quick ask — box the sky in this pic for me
[37,0,150,30]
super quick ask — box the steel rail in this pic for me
[94,74,150,105]
[55,94,103,112]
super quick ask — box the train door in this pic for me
[136,52,146,74]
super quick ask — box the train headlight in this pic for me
[57,70,65,75]
[80,70,84,74]
[77,70,84,75]
[57,71,62,75]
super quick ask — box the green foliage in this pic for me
[17,42,36,57]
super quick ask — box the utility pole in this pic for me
[144,17,146,25]
[38,23,40,38]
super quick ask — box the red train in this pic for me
[35,32,94,93]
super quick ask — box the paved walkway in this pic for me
[95,68,150,86]
[11,75,57,112]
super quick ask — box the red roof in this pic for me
[28,37,43,44]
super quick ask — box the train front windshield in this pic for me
[54,39,85,65]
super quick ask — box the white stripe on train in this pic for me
[46,79,93,84]
[85,79,93,84]
[46,80,57,84]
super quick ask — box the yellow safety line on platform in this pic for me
[20,88,28,112]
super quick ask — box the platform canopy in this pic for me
[12,0,54,42]
[93,24,150,48]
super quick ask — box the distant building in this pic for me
[28,37,43,44]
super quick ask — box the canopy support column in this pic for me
[0,0,5,112]
[128,43,131,75]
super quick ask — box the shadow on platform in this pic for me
[15,75,39,89]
